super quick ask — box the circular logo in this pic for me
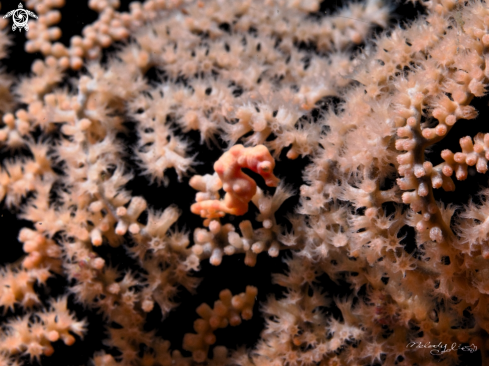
[3,3,38,32]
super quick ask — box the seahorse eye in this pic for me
[259,161,271,172]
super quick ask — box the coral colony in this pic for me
[2,0,489,364]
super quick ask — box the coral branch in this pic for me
[183,286,257,363]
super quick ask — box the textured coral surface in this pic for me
[0,0,488,365]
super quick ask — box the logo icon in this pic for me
[3,3,38,32]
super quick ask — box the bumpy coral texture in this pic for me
[1,0,489,365]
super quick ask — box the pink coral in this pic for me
[2,0,489,365]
